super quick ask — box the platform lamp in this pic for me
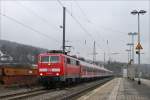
[131,10,147,85]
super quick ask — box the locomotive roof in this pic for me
[39,53,112,72]
[80,61,108,71]
[39,53,62,56]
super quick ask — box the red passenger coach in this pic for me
[38,50,112,87]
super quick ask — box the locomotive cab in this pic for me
[38,54,64,77]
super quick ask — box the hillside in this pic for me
[0,40,47,65]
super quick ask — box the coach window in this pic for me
[83,66,86,72]
[70,59,75,65]
[73,60,76,65]
[76,61,79,66]
[87,67,90,72]
[67,58,71,64]
[70,59,73,65]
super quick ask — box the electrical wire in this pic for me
[0,13,60,43]
[57,0,104,51]
[73,0,127,37]
[16,1,61,33]
[57,0,94,39]
[57,0,64,8]
[73,0,126,36]
[72,1,108,49]
[73,0,91,23]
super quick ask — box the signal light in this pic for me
[136,51,139,54]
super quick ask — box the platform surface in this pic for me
[77,78,150,100]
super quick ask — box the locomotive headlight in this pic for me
[39,68,48,72]
[40,73,43,76]
[51,68,60,72]
[56,73,59,76]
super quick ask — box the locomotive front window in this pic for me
[40,56,59,63]
[50,56,59,63]
[41,56,49,63]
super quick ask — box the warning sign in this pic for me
[136,42,143,49]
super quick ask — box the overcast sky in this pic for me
[0,0,149,64]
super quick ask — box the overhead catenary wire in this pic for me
[72,0,127,51]
[73,0,91,23]
[57,0,110,51]
[57,0,64,8]
[57,0,124,61]
[57,0,93,38]
[16,1,61,33]
[72,0,127,58]
[0,13,60,43]
[75,1,127,35]
[73,0,126,35]
[57,0,99,43]
[68,0,128,57]
[72,1,108,48]
[71,1,110,53]
[57,1,107,58]
[67,9,105,50]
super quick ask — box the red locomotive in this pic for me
[38,50,112,87]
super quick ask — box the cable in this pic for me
[57,0,94,39]
[57,0,64,8]
[68,11,94,39]
[68,10,106,51]
[73,0,127,35]
[15,1,61,33]
[73,0,91,23]
[57,0,104,51]
[0,13,60,43]
[57,0,118,55]
[72,0,106,40]
[72,1,108,49]
[73,0,126,37]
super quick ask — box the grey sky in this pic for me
[0,0,149,64]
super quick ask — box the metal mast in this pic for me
[93,41,96,63]
[62,7,66,53]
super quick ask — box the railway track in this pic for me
[0,77,113,100]
[0,87,47,100]
[27,77,113,100]
[51,77,113,100]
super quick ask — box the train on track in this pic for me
[38,50,113,87]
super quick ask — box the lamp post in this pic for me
[131,10,146,64]
[131,10,146,84]
[128,32,137,64]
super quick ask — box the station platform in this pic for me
[77,78,150,100]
